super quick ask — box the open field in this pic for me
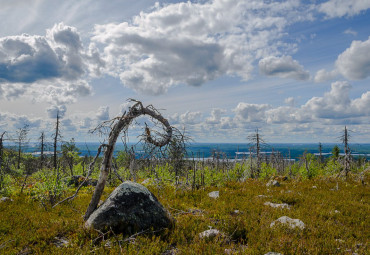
[1,172,369,254]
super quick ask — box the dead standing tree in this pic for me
[84,100,173,221]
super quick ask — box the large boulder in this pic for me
[85,181,174,235]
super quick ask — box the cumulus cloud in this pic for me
[232,81,370,126]
[284,97,296,107]
[96,106,110,121]
[12,115,42,129]
[179,111,202,125]
[61,118,77,132]
[303,81,370,118]
[206,108,226,124]
[0,111,42,130]
[0,23,102,103]
[319,0,370,18]
[234,103,271,122]
[335,36,370,80]
[314,69,339,83]
[92,0,312,94]
[259,55,310,80]
[46,104,67,119]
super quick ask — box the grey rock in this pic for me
[266,180,280,187]
[198,229,222,239]
[257,194,271,198]
[264,202,290,209]
[265,252,283,255]
[85,181,174,235]
[208,191,219,199]
[270,216,305,230]
[53,237,69,248]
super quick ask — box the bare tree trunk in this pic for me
[54,113,60,170]
[40,132,45,169]
[84,101,173,221]
[0,132,5,190]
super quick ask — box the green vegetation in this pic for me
[0,146,369,254]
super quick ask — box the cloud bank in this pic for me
[92,0,313,95]
[0,23,103,109]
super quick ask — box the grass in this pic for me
[0,173,369,254]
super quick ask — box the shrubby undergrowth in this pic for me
[0,149,369,254]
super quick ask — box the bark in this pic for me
[84,101,172,221]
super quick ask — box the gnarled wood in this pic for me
[84,100,172,221]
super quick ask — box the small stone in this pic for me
[208,191,219,199]
[257,195,269,198]
[312,186,317,189]
[334,210,340,214]
[264,202,290,209]
[266,180,280,187]
[224,248,233,255]
[53,237,69,248]
[199,229,221,239]
[264,252,283,255]
[270,216,305,230]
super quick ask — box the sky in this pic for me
[0,0,369,144]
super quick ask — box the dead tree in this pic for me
[84,100,173,220]
[39,132,46,169]
[53,112,61,170]
[0,132,5,190]
[341,126,351,177]
[16,125,29,170]
[248,129,265,178]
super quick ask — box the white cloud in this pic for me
[61,118,77,132]
[96,106,110,121]
[46,104,67,119]
[234,103,271,122]
[179,111,202,125]
[0,23,102,104]
[206,108,226,124]
[343,28,357,36]
[284,97,296,107]
[259,55,310,80]
[319,0,370,18]
[314,69,339,83]
[233,81,370,125]
[12,115,42,129]
[93,0,312,95]
[79,117,93,129]
[336,36,370,80]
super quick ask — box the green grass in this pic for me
[0,174,369,254]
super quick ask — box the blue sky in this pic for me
[0,0,369,144]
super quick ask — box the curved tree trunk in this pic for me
[84,101,172,220]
